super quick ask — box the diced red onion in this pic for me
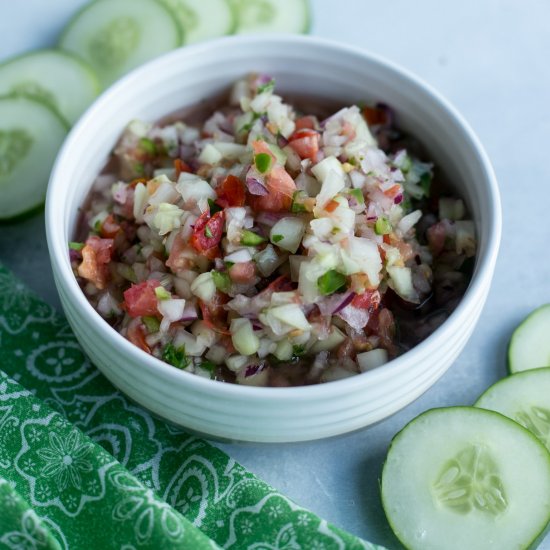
[246,166,268,196]
[245,362,266,377]
[256,211,285,226]
[254,74,273,87]
[317,291,356,316]
[69,249,81,262]
[112,182,129,204]
[376,102,394,127]
[337,304,370,331]
[181,303,198,322]
[179,144,195,160]
[277,134,289,148]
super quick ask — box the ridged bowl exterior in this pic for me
[46,36,501,443]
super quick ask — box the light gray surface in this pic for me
[1,1,549,548]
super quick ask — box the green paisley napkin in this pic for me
[0,263,385,550]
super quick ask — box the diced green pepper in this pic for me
[317,270,347,296]
[375,217,392,235]
[291,190,308,213]
[142,316,160,333]
[241,229,266,246]
[348,188,365,205]
[69,241,85,251]
[154,286,171,300]
[211,271,231,293]
[255,152,272,174]
[139,137,157,155]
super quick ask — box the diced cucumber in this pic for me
[231,318,260,356]
[0,96,68,220]
[270,216,306,253]
[59,0,183,89]
[381,407,550,550]
[231,0,311,34]
[159,0,236,43]
[0,49,100,125]
[475,368,550,453]
[508,304,550,373]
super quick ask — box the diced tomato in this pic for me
[128,177,147,189]
[363,105,388,126]
[383,184,402,199]
[324,199,339,213]
[341,121,356,141]
[174,158,192,179]
[228,261,256,284]
[126,318,151,354]
[289,128,320,161]
[216,174,246,208]
[427,221,447,256]
[190,210,225,252]
[336,337,356,360]
[199,291,230,334]
[248,164,296,212]
[100,214,122,238]
[77,236,114,290]
[295,116,317,131]
[166,232,193,272]
[123,280,161,318]
[378,308,397,354]
[352,290,381,313]
[251,140,277,162]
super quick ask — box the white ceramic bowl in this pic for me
[46,35,501,443]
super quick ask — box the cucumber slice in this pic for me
[508,305,550,373]
[0,50,100,125]
[0,96,68,220]
[59,0,183,89]
[381,407,550,550]
[231,0,311,34]
[476,368,550,452]
[159,0,236,43]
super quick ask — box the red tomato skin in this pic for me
[123,280,161,318]
[190,211,225,252]
[295,116,317,131]
[289,128,320,161]
[216,174,246,208]
[126,318,151,353]
[228,261,256,284]
[351,290,381,312]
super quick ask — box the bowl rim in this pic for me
[46,34,502,401]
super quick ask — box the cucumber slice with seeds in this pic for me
[159,0,236,43]
[0,50,100,125]
[381,407,550,550]
[59,0,183,89]
[508,304,550,373]
[231,0,311,34]
[0,96,68,220]
[476,368,550,452]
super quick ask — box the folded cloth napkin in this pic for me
[0,264,385,550]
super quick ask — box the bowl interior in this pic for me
[45,36,501,441]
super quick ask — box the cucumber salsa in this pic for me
[71,75,476,386]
